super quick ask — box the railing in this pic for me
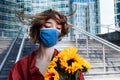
[72,27,120,73]
[15,26,29,62]
[96,24,120,34]
[95,24,120,41]
[0,28,23,72]
[15,28,27,62]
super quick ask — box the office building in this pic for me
[70,0,100,39]
[0,0,20,37]
[0,0,101,38]
[114,0,120,28]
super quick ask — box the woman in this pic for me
[8,9,85,80]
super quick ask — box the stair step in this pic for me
[84,72,120,80]
[0,75,8,80]
[88,67,120,73]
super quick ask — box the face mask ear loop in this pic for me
[58,34,62,41]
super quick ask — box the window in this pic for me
[17,0,24,2]
[24,7,31,12]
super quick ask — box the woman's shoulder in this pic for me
[18,50,37,64]
[8,50,37,80]
[12,50,37,68]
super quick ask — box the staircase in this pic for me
[21,39,39,57]
[0,38,120,80]
[0,38,22,80]
[0,38,13,65]
[55,39,120,80]
[17,38,120,80]
[97,31,120,46]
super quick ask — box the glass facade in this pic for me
[17,0,69,15]
[114,0,120,28]
[0,0,21,37]
[70,0,100,39]
[0,0,100,38]
[17,0,70,38]
[51,0,70,15]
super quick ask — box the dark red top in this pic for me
[8,49,85,80]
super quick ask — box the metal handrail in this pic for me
[72,27,120,52]
[15,32,27,62]
[96,24,120,33]
[0,28,23,72]
[72,27,120,72]
[15,26,29,62]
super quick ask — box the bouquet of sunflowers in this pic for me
[44,46,92,80]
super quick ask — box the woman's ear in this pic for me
[58,23,72,41]
[63,23,72,35]
[66,23,72,33]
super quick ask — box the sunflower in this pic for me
[55,47,80,74]
[44,68,59,80]
[44,46,92,80]
[48,60,57,68]
[57,46,92,74]
[79,57,92,69]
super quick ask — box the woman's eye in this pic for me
[45,26,51,28]
[57,28,61,30]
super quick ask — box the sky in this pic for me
[99,0,115,33]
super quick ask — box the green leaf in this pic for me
[82,65,88,73]
[59,72,67,80]
[75,71,80,80]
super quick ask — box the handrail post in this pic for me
[75,29,78,47]
[75,33,78,47]
[86,36,89,56]
[102,44,106,72]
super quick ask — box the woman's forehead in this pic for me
[45,15,61,24]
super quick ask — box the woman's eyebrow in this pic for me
[46,21,52,24]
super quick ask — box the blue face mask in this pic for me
[39,28,60,47]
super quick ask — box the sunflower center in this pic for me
[67,59,75,66]
[51,77,54,80]
[50,74,55,80]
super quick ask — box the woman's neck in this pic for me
[37,44,55,60]
[35,44,55,75]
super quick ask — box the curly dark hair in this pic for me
[29,9,71,43]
